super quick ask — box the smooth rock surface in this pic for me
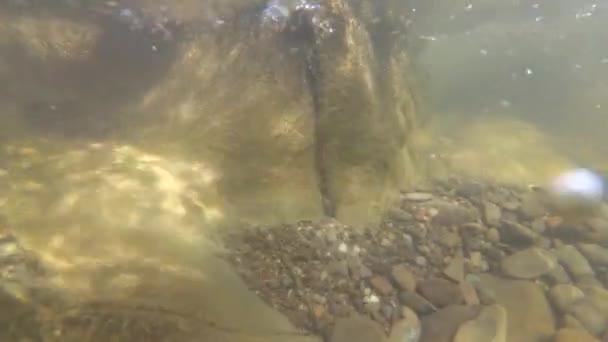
[501,247,557,279]
[478,274,556,342]
[453,304,508,342]
[554,245,595,281]
[420,305,480,342]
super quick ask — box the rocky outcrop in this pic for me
[0,0,419,229]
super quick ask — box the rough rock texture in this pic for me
[0,0,420,228]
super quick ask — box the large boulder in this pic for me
[0,0,420,229]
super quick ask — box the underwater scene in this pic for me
[1,0,608,341]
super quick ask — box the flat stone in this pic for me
[370,275,395,296]
[419,305,480,342]
[417,278,465,308]
[549,284,585,314]
[553,328,601,342]
[577,243,608,267]
[478,274,556,342]
[453,304,508,342]
[388,306,421,342]
[443,255,465,283]
[482,201,502,227]
[392,264,417,292]
[554,245,595,281]
[501,247,557,279]
[330,315,387,342]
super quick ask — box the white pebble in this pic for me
[338,242,348,253]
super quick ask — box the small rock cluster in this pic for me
[225,176,608,342]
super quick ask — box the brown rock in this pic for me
[417,278,465,308]
[370,275,394,296]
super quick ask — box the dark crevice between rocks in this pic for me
[283,9,336,218]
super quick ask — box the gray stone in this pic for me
[392,264,417,292]
[577,243,608,267]
[453,304,508,342]
[330,315,387,342]
[501,247,557,279]
[554,245,595,281]
[549,284,585,314]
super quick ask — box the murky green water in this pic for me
[1,1,607,341]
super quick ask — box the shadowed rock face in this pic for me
[0,0,419,228]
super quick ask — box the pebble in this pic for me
[482,201,502,226]
[370,275,394,296]
[453,304,508,342]
[415,256,427,266]
[554,245,595,281]
[553,328,601,342]
[455,181,484,198]
[577,243,608,267]
[417,278,465,308]
[486,228,501,243]
[388,306,421,342]
[549,284,585,313]
[561,314,587,331]
[330,315,387,342]
[501,247,557,279]
[391,264,417,292]
[443,254,465,283]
